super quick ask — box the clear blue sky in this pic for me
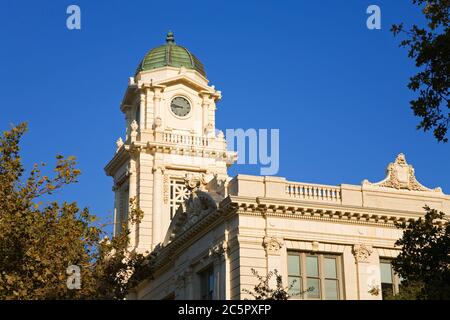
[1,1,449,232]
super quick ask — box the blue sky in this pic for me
[1,1,448,232]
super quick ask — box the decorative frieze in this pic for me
[163,174,169,204]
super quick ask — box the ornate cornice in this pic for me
[104,146,131,176]
[228,197,416,228]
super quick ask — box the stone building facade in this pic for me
[105,33,450,300]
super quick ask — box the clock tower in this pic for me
[105,32,236,252]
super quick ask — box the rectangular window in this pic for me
[287,252,343,300]
[118,186,129,234]
[199,267,214,300]
[380,259,400,299]
[287,255,302,296]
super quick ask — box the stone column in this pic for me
[139,90,146,130]
[185,269,194,300]
[152,166,164,249]
[146,87,154,130]
[352,244,382,300]
[209,241,228,300]
[263,236,284,289]
[112,185,119,236]
[201,93,209,133]
[123,105,132,141]
[128,159,138,248]
[208,100,216,130]
[153,87,164,128]
[175,273,186,300]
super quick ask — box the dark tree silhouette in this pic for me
[391,0,449,142]
[391,206,450,299]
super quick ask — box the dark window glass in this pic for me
[200,267,214,300]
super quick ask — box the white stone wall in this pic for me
[133,171,449,300]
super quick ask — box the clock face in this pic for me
[170,97,191,117]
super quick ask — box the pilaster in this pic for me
[352,244,382,300]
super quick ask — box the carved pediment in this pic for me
[162,174,220,246]
[363,153,442,192]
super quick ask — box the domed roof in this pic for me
[136,32,206,77]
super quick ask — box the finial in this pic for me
[166,31,175,44]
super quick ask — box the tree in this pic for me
[391,206,450,299]
[391,0,449,142]
[0,123,153,299]
[243,268,311,300]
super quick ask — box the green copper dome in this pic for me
[136,31,206,77]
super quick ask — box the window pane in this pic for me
[325,279,339,300]
[306,256,319,277]
[324,257,337,278]
[307,278,320,299]
[208,271,214,293]
[200,268,214,300]
[380,262,393,284]
[288,255,300,276]
[288,276,302,297]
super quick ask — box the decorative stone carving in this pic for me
[184,189,217,220]
[352,244,373,263]
[363,153,440,192]
[178,66,186,74]
[130,120,138,142]
[162,181,219,247]
[152,166,164,174]
[175,274,186,290]
[184,173,201,191]
[130,120,139,132]
[263,236,284,255]
[154,116,162,129]
[163,174,169,204]
[116,137,124,152]
[206,173,228,201]
[311,241,319,252]
[209,240,228,259]
[204,122,214,135]
[216,130,224,140]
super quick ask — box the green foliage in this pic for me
[391,0,449,142]
[243,268,311,300]
[0,123,153,299]
[383,281,426,300]
[391,206,450,299]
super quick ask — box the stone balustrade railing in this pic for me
[162,132,209,147]
[228,175,450,212]
[285,182,341,202]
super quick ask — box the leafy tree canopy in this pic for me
[391,206,450,299]
[392,0,449,142]
[0,123,153,299]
